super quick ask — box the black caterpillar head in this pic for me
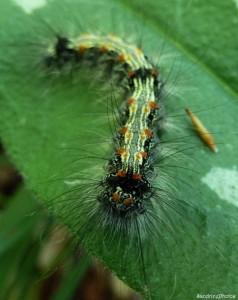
[98,172,154,217]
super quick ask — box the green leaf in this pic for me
[125,0,238,95]
[0,0,237,299]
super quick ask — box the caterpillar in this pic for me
[0,0,237,299]
[44,34,174,299]
[46,33,163,221]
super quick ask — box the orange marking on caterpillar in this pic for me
[148,101,158,110]
[127,97,136,106]
[132,173,142,181]
[185,108,218,153]
[151,69,159,77]
[128,70,136,78]
[144,128,153,137]
[124,198,133,205]
[116,170,126,177]
[119,126,128,134]
[99,45,108,53]
[78,45,87,53]
[118,54,125,62]
[116,148,126,155]
[112,193,120,202]
[140,151,148,158]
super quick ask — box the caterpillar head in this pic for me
[98,172,153,217]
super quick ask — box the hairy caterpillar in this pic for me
[0,0,238,299]
[46,33,164,221]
